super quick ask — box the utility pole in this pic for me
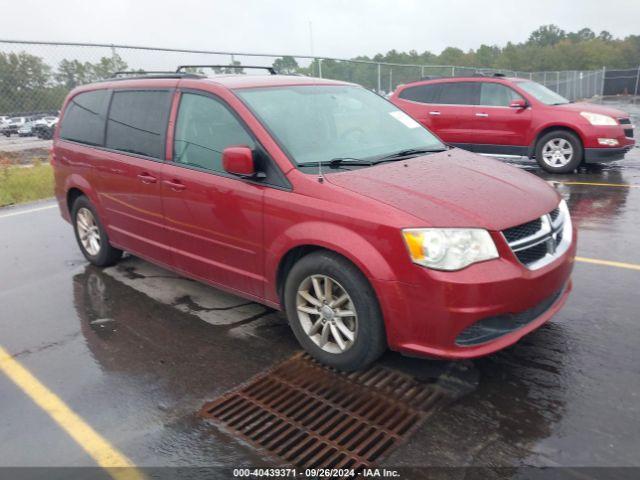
[377,63,381,94]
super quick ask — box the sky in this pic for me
[2,0,639,59]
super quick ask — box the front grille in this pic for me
[624,128,634,138]
[503,218,542,243]
[619,118,631,125]
[515,242,548,264]
[502,205,569,270]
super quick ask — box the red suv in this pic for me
[390,76,635,173]
[52,69,576,370]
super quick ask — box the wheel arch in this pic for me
[63,175,102,219]
[529,124,585,158]
[269,222,397,307]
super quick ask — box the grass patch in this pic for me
[0,161,54,206]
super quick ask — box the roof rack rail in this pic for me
[110,71,204,80]
[176,65,277,75]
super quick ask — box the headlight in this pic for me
[580,112,617,126]
[402,228,499,271]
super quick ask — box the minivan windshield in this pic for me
[517,81,570,105]
[237,85,445,167]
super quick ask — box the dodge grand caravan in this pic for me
[52,69,576,370]
[390,76,635,173]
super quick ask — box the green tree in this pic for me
[55,59,95,89]
[528,25,566,47]
[91,53,128,80]
[273,56,299,74]
[0,52,52,113]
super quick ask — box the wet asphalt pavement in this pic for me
[1,147,639,478]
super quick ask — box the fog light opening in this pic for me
[597,138,619,147]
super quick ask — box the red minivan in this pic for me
[390,76,635,173]
[52,69,576,370]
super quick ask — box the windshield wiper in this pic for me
[323,157,374,168]
[373,147,447,163]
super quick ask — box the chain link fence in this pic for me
[0,40,640,156]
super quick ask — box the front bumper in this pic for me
[584,145,635,163]
[376,227,577,360]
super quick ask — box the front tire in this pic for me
[535,130,583,173]
[284,251,387,371]
[71,196,122,267]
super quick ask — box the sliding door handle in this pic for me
[137,173,157,184]
[163,179,186,191]
[428,111,441,115]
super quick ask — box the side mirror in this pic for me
[509,99,527,109]
[222,146,260,178]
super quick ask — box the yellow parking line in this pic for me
[557,181,639,188]
[0,345,145,480]
[576,256,640,271]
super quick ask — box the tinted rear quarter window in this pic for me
[60,90,110,145]
[438,82,480,105]
[398,84,441,103]
[106,90,172,159]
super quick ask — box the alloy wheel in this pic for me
[542,138,574,167]
[296,274,358,354]
[76,207,101,256]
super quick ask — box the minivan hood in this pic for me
[551,101,629,118]
[326,149,560,231]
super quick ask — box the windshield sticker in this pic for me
[389,110,421,129]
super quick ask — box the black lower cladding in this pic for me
[455,286,565,346]
[584,146,632,163]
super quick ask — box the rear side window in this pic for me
[438,82,480,105]
[60,90,110,146]
[480,83,523,106]
[398,84,441,103]
[105,90,172,159]
[173,93,254,173]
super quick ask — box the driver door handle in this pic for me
[429,111,441,115]
[475,112,489,117]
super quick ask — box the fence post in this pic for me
[634,65,640,97]
[601,66,606,97]
[421,65,425,79]
[389,69,393,92]
[377,63,381,94]
[318,58,322,78]
[557,71,560,92]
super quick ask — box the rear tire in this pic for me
[284,250,387,371]
[535,130,583,174]
[71,196,122,267]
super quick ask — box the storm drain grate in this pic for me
[201,352,449,473]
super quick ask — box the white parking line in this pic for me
[0,204,57,219]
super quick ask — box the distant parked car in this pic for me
[18,121,37,137]
[34,116,59,139]
[1,117,28,137]
[390,76,636,173]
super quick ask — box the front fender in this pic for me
[265,221,397,303]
